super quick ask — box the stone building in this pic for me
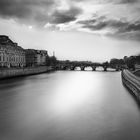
[25,49,48,67]
[0,35,26,68]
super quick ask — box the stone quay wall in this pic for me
[0,66,54,79]
[122,70,140,102]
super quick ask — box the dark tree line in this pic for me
[46,56,58,66]
[109,54,140,70]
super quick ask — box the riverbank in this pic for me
[121,70,140,102]
[0,66,55,80]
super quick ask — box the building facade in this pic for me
[25,49,48,67]
[0,35,26,68]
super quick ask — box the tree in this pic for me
[46,56,57,66]
[102,61,109,66]
[135,55,140,64]
[125,56,136,70]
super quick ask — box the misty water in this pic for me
[0,70,140,140]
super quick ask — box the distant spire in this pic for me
[53,51,55,57]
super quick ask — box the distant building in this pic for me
[25,49,48,66]
[37,50,48,66]
[25,49,36,67]
[0,35,26,68]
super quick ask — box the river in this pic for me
[0,71,140,140]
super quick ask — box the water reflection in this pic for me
[51,72,102,114]
[0,71,140,140]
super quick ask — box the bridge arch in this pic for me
[70,66,85,71]
[62,66,70,70]
[83,66,97,71]
[57,63,116,72]
[72,65,97,71]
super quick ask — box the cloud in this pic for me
[80,17,140,33]
[0,0,140,41]
[78,15,107,30]
[72,0,138,4]
[0,0,56,26]
[50,6,82,24]
[0,0,82,27]
[77,14,140,40]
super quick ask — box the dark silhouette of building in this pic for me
[25,49,48,67]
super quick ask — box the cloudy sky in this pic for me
[0,0,140,62]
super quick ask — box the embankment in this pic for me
[0,66,54,79]
[122,70,140,101]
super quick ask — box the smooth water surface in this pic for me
[0,71,140,140]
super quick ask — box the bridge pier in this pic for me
[81,66,85,71]
[70,66,75,71]
[103,66,107,71]
[92,66,96,71]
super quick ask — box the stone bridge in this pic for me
[55,62,120,71]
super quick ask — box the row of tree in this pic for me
[109,55,140,70]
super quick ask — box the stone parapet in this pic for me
[122,70,140,101]
[0,66,54,79]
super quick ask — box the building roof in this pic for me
[25,49,48,55]
[0,35,24,51]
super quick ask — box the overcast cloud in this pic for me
[0,0,140,40]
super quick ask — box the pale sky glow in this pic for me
[0,0,140,61]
